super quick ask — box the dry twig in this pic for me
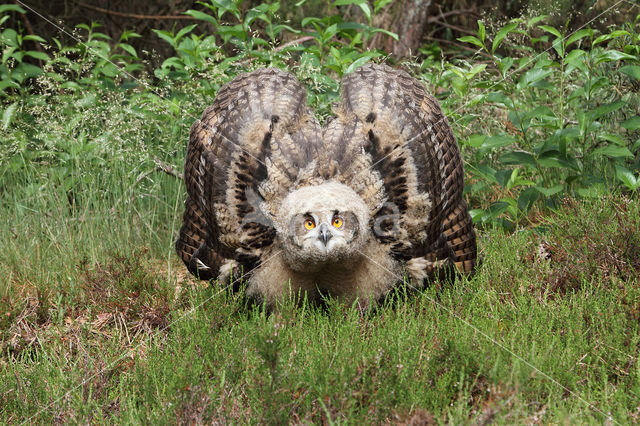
[153,156,183,180]
[76,2,194,21]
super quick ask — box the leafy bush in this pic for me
[450,16,640,229]
[0,4,49,97]
[1,2,638,232]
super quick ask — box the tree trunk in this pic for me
[370,0,432,58]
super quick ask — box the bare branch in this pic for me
[75,2,194,21]
[427,19,478,36]
[274,36,315,52]
[153,156,184,180]
[236,36,316,66]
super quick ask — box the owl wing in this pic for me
[176,68,323,280]
[325,63,477,279]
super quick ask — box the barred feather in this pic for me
[176,64,477,291]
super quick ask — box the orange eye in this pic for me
[332,216,343,228]
[304,219,315,230]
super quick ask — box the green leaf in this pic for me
[152,29,177,47]
[564,49,587,74]
[517,67,553,89]
[621,116,640,131]
[24,51,50,61]
[492,22,518,53]
[615,165,640,190]
[358,3,372,22]
[457,36,484,49]
[184,10,218,26]
[538,25,561,39]
[480,135,516,148]
[523,105,556,122]
[477,20,486,43]
[23,35,46,43]
[473,164,498,184]
[0,4,26,14]
[1,28,18,46]
[301,17,322,27]
[497,56,515,78]
[99,62,119,78]
[499,151,537,168]
[479,134,516,150]
[527,15,548,28]
[323,23,338,41]
[577,184,606,198]
[591,100,625,120]
[370,28,398,41]
[333,0,365,4]
[484,92,511,106]
[2,102,17,130]
[469,63,487,77]
[595,50,636,64]
[0,79,20,93]
[176,24,198,42]
[551,37,564,57]
[345,56,373,74]
[534,185,563,197]
[117,43,138,58]
[537,151,567,168]
[591,145,634,158]
[336,22,368,31]
[160,57,185,70]
[593,30,630,46]
[245,10,266,28]
[465,134,487,148]
[374,0,394,14]
[566,29,592,48]
[565,48,586,63]
[14,62,43,80]
[494,169,513,188]
[517,187,540,212]
[620,65,640,81]
[599,133,625,146]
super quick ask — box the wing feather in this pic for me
[331,63,477,277]
[176,68,322,280]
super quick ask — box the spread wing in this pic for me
[326,63,477,279]
[176,68,323,280]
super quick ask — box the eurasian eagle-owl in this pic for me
[176,64,477,308]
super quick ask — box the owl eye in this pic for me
[304,219,315,230]
[332,216,343,228]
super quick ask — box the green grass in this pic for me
[1,172,638,423]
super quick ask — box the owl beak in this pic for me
[318,223,333,245]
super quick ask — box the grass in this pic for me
[1,169,639,423]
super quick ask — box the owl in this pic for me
[175,64,477,309]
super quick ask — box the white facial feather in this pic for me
[277,182,369,231]
[273,181,370,271]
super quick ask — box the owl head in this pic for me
[273,182,370,272]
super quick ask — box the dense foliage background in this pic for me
[1,0,639,423]
[3,0,639,228]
